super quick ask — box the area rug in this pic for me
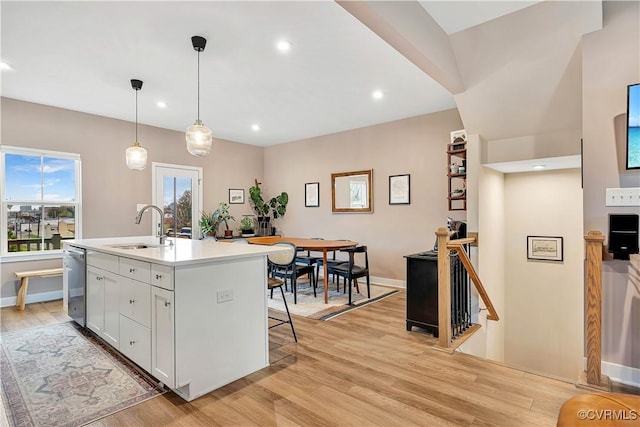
[0,322,164,427]
[267,280,399,320]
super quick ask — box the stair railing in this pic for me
[436,227,499,349]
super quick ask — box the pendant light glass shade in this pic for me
[186,120,213,156]
[126,142,147,170]
[186,35,212,157]
[126,79,147,170]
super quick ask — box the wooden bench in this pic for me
[15,268,63,310]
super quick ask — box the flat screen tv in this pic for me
[627,83,640,169]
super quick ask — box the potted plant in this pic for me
[249,179,288,236]
[239,216,255,236]
[216,202,236,238]
[199,210,219,239]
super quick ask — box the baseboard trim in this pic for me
[583,358,640,388]
[1,290,63,308]
[370,276,405,288]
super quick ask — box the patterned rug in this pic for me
[0,322,164,427]
[267,279,400,320]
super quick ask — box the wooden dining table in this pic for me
[246,236,357,303]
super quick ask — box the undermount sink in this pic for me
[106,243,153,250]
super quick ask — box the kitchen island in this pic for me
[64,236,286,402]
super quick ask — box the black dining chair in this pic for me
[268,242,316,304]
[332,246,370,305]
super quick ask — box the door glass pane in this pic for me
[162,176,193,239]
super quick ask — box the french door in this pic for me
[152,163,202,239]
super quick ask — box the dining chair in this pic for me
[262,242,297,341]
[315,240,349,290]
[332,245,370,305]
[268,242,316,304]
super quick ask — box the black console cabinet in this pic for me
[404,251,440,337]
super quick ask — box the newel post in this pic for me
[436,227,452,348]
[583,230,609,389]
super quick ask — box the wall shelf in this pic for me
[447,144,467,211]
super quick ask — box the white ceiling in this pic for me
[1,1,541,147]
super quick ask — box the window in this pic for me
[1,146,81,257]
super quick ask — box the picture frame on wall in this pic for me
[305,182,319,207]
[527,236,563,261]
[229,189,245,204]
[389,174,410,205]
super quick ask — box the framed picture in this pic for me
[527,236,563,261]
[305,182,319,207]
[229,189,244,204]
[389,174,410,205]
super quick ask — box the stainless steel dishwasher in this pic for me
[65,246,86,326]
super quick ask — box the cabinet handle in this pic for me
[129,268,136,273]
[164,301,171,307]
[129,299,135,304]
[97,276,104,281]
[129,340,136,346]
[155,274,162,280]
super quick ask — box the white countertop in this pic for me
[64,236,286,267]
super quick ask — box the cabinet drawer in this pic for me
[119,278,151,328]
[87,251,118,271]
[151,264,174,290]
[119,257,151,283]
[119,315,151,371]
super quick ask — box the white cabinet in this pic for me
[119,278,151,328]
[86,266,104,335]
[151,264,174,290]
[119,257,151,283]
[119,314,151,371]
[151,286,175,388]
[86,265,120,349]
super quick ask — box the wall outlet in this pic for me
[606,188,640,207]
[217,289,233,304]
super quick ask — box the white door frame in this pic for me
[151,162,203,238]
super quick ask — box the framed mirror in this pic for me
[331,170,373,213]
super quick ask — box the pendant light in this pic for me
[186,35,212,156]
[125,79,147,170]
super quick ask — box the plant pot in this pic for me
[224,229,233,238]
[241,229,254,236]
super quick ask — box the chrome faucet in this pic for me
[135,205,171,245]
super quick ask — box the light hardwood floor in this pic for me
[1,293,584,426]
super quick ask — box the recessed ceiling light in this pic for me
[276,40,292,52]
[372,90,384,100]
[532,164,546,171]
[1,62,13,71]
[156,101,167,109]
[251,124,260,132]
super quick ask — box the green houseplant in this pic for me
[199,210,219,238]
[199,202,236,238]
[239,216,255,236]
[216,202,235,237]
[249,179,288,235]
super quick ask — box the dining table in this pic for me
[246,236,358,303]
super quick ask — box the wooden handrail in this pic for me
[447,242,499,321]
[583,230,609,389]
[436,227,499,349]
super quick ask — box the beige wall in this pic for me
[263,109,465,283]
[460,166,506,362]
[503,169,584,381]
[1,97,263,299]
[582,1,640,370]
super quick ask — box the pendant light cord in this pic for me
[135,88,138,142]
[197,50,201,122]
